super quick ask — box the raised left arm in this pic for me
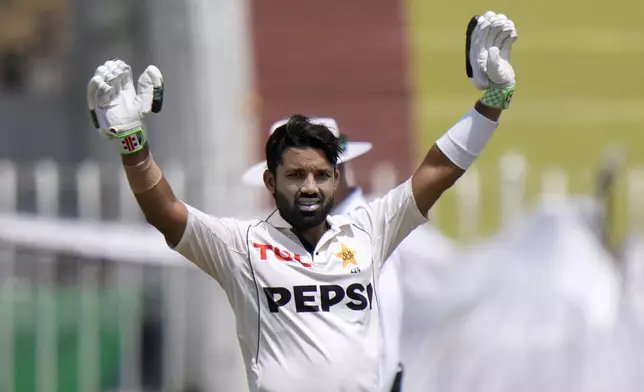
[412,11,518,215]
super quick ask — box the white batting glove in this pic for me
[466,11,518,109]
[87,59,164,154]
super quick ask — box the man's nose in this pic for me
[301,173,318,193]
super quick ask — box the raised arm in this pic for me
[87,60,187,246]
[411,11,518,215]
[87,60,251,286]
[121,146,187,246]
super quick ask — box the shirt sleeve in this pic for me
[347,178,428,270]
[170,203,251,291]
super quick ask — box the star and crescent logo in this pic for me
[335,243,358,268]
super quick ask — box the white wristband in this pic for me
[435,108,498,170]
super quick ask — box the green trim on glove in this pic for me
[116,127,147,155]
[481,87,515,110]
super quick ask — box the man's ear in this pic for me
[333,167,340,189]
[263,170,276,194]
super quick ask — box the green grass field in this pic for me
[405,0,644,241]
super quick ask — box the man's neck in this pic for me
[292,221,329,252]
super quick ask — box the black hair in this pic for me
[265,114,343,174]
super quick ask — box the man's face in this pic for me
[264,147,340,230]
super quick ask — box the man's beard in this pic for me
[273,190,334,230]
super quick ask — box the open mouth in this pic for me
[296,197,321,212]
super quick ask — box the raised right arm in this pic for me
[87,59,248,283]
[121,145,187,246]
[87,59,187,245]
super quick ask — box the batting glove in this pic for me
[87,59,164,154]
[466,11,518,109]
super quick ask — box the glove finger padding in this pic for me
[136,66,164,115]
[481,10,496,19]
[117,61,135,94]
[87,75,103,111]
[465,16,480,79]
[484,15,505,51]
[486,47,504,84]
[492,19,513,49]
[467,15,494,90]
[88,60,143,135]
[499,23,518,62]
[87,59,165,154]
[476,20,493,79]
[87,73,119,132]
[490,17,510,49]
[466,11,517,93]
[474,18,492,50]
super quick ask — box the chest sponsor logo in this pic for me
[264,283,374,313]
[253,242,311,267]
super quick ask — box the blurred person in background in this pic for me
[85,10,517,392]
[401,152,638,391]
[241,118,455,392]
[401,197,638,392]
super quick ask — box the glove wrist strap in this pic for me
[481,86,515,110]
[114,126,147,155]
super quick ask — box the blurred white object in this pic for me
[403,197,633,392]
[499,152,527,227]
[397,222,456,370]
[626,167,644,234]
[620,235,644,322]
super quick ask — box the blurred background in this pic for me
[0,0,643,391]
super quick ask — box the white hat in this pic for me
[241,117,373,187]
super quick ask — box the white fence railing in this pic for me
[0,158,249,392]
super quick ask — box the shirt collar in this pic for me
[265,210,290,228]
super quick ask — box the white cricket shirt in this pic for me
[172,178,427,392]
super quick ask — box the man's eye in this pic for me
[288,173,304,178]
